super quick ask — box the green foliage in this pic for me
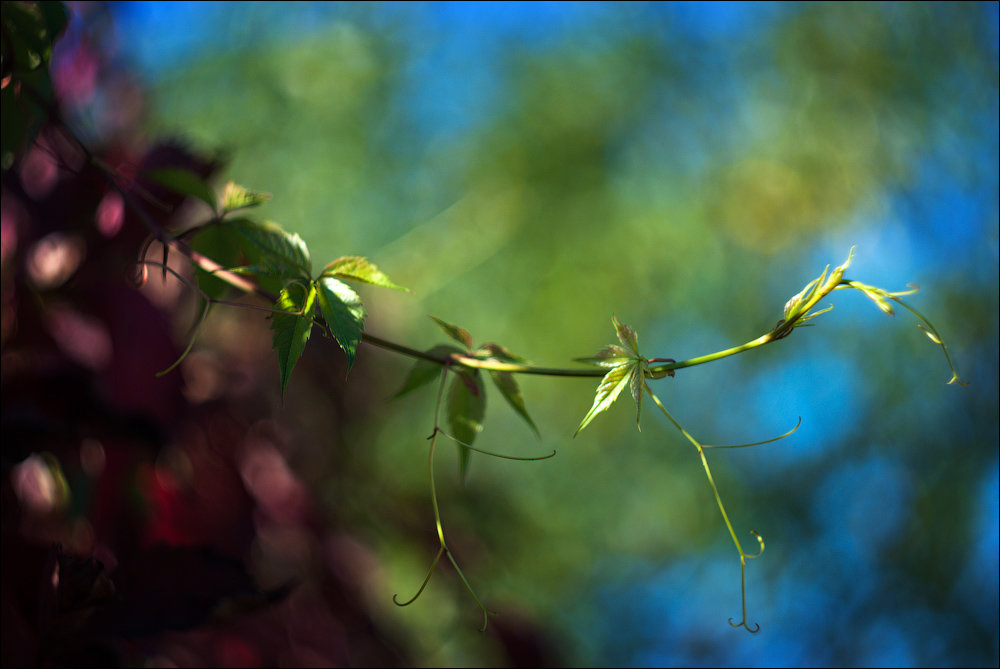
[447,368,486,479]
[129,154,968,632]
[270,282,317,397]
[1,0,68,170]
[575,316,649,435]
[314,276,365,373]
[140,164,964,629]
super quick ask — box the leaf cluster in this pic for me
[144,172,408,396]
[394,316,539,479]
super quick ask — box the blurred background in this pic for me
[2,1,997,666]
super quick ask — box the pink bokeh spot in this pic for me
[96,190,125,237]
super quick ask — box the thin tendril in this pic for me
[644,381,761,633]
[435,429,556,461]
[702,417,802,449]
[392,546,443,607]
[395,367,496,631]
[138,260,213,376]
[891,296,967,385]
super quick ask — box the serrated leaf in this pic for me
[613,316,640,357]
[430,316,474,350]
[190,224,245,300]
[489,371,539,435]
[575,362,636,436]
[630,365,644,430]
[226,218,311,279]
[448,370,486,479]
[321,256,409,292]
[270,284,317,398]
[575,345,632,367]
[222,181,271,213]
[392,344,462,398]
[315,277,366,373]
[144,167,217,210]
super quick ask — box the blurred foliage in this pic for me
[2,1,997,667]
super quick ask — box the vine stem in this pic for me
[360,330,781,380]
[63,120,801,384]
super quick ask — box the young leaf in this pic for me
[630,362,644,430]
[575,345,633,368]
[488,371,539,435]
[430,316,474,350]
[574,363,635,436]
[392,345,463,399]
[315,277,366,373]
[221,181,271,213]
[448,370,486,480]
[614,316,640,357]
[321,256,410,292]
[270,283,317,398]
[144,167,217,211]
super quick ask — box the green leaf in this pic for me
[430,316,474,350]
[144,167,217,211]
[270,283,317,398]
[614,316,640,357]
[575,345,633,367]
[392,345,462,398]
[489,371,539,435]
[226,218,311,280]
[321,256,410,292]
[916,324,942,345]
[575,362,636,436]
[846,281,896,316]
[315,277,366,373]
[221,181,271,213]
[448,370,486,480]
[630,363,644,430]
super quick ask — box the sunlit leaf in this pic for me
[574,345,632,367]
[630,364,643,430]
[144,167,217,211]
[430,316,474,350]
[315,277,366,373]
[917,324,942,345]
[614,316,640,357]
[575,362,635,436]
[221,181,271,213]
[270,283,316,398]
[322,256,410,292]
[392,345,462,398]
[448,370,486,479]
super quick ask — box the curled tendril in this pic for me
[400,369,528,631]
[644,381,765,634]
[745,529,765,559]
[393,546,444,607]
[433,427,556,461]
[139,260,212,377]
[702,417,802,449]
[728,532,764,633]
